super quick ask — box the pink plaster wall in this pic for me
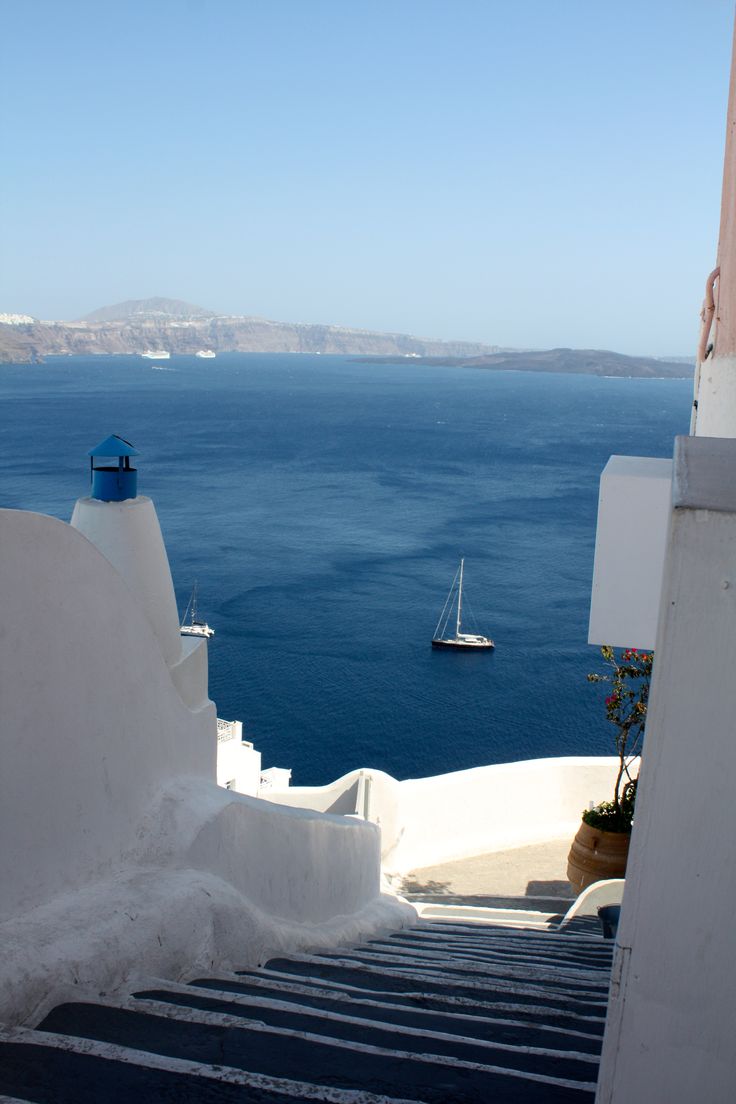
[713,18,736,358]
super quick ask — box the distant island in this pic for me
[357,348,694,378]
[0,297,693,377]
[0,297,498,365]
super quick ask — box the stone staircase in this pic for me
[0,918,613,1103]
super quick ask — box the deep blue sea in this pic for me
[0,354,692,784]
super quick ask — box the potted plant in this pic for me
[567,645,652,892]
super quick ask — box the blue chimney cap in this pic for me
[87,434,139,458]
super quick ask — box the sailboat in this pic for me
[180,581,215,639]
[431,558,494,650]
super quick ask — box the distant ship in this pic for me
[141,350,170,360]
[195,350,216,358]
[180,581,215,639]
[431,558,494,651]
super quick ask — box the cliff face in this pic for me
[0,298,693,376]
[0,316,497,363]
[458,347,692,378]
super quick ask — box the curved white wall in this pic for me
[0,773,397,1026]
[0,507,400,1025]
[71,495,183,666]
[269,757,621,874]
[0,508,214,921]
[384,757,620,872]
[180,785,382,923]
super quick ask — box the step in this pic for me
[415,903,559,928]
[130,991,601,1081]
[411,922,613,952]
[319,945,611,986]
[373,932,613,971]
[403,894,576,914]
[255,958,608,1013]
[0,1030,326,1104]
[308,953,610,1000]
[195,973,607,1033]
[35,1003,598,1103]
[3,914,611,1103]
[144,979,606,1053]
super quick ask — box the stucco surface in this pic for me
[597,437,736,1103]
[0,776,410,1026]
[0,507,399,1026]
[71,496,184,666]
[588,455,672,650]
[692,354,736,437]
[0,508,215,920]
[269,757,621,873]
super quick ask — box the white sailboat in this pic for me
[431,558,494,650]
[180,581,215,639]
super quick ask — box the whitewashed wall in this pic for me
[382,757,620,872]
[216,719,263,794]
[268,757,621,873]
[0,508,404,1026]
[71,495,184,667]
[588,456,672,650]
[0,508,215,921]
[598,436,736,1104]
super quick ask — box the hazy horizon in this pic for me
[8,294,694,360]
[2,0,734,357]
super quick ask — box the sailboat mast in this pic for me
[191,580,198,623]
[456,558,464,638]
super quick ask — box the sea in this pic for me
[0,354,692,785]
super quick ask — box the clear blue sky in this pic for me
[1,0,733,354]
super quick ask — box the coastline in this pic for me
[0,348,693,379]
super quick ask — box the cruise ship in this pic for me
[195,349,216,358]
[141,350,170,360]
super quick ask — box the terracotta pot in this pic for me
[566,819,631,893]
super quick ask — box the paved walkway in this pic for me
[395,837,573,901]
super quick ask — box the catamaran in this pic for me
[431,558,494,650]
[180,581,215,639]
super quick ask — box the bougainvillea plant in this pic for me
[584,645,653,832]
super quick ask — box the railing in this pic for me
[216,718,238,743]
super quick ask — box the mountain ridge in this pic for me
[79,297,219,323]
[392,346,694,377]
[0,297,502,363]
[0,297,693,376]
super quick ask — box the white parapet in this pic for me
[260,766,293,791]
[71,495,183,667]
[266,757,622,873]
[0,506,405,1026]
[588,455,673,650]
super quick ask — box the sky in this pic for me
[1,0,734,355]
